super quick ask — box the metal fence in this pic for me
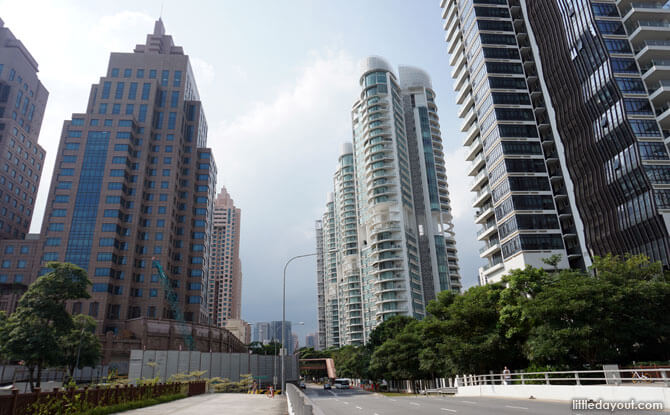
[128,349,299,387]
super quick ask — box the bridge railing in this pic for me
[454,367,670,387]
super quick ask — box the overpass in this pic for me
[299,358,336,379]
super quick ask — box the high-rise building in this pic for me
[208,186,242,326]
[314,220,327,350]
[253,321,271,344]
[305,332,318,349]
[440,0,670,283]
[316,57,461,346]
[39,19,217,336]
[0,18,48,240]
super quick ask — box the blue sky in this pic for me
[1,0,482,344]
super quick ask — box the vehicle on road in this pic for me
[323,383,331,390]
[299,381,306,389]
[334,378,350,389]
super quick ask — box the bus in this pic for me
[334,378,350,389]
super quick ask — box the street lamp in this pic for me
[282,253,316,393]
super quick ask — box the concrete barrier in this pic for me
[457,384,670,407]
[286,384,325,415]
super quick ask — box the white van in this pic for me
[334,378,350,389]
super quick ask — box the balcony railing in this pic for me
[649,79,670,95]
[634,39,670,54]
[641,59,670,73]
[621,0,670,16]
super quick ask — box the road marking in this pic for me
[410,402,420,406]
[440,409,457,413]
[459,400,476,404]
[505,405,528,410]
[343,401,349,405]
[389,398,397,402]
[356,406,362,410]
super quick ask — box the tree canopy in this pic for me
[324,254,670,381]
[0,262,101,390]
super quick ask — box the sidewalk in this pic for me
[115,393,287,415]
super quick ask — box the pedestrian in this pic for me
[268,385,274,398]
[251,380,257,394]
[503,366,511,385]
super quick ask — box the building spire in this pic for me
[153,18,166,36]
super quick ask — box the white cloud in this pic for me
[444,146,473,220]
[190,57,215,87]
[207,50,359,319]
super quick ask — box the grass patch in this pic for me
[379,392,416,397]
[82,393,187,415]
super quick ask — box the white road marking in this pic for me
[459,400,476,404]
[505,405,528,410]
[410,402,420,406]
[440,409,457,413]
[389,398,397,402]
[356,406,362,410]
[343,401,349,405]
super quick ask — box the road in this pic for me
[304,384,575,415]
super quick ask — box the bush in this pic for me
[82,393,186,415]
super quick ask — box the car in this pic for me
[299,381,306,389]
[323,383,331,389]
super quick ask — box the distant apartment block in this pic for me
[208,186,242,326]
[440,0,670,284]
[224,318,251,344]
[316,57,461,347]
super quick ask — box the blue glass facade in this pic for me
[64,131,110,269]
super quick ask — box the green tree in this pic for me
[437,284,526,375]
[366,315,414,350]
[332,346,370,379]
[61,314,102,381]
[0,262,91,391]
[522,255,670,367]
[370,321,426,380]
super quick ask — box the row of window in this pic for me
[109,68,182,88]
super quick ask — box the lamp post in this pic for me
[282,253,316,393]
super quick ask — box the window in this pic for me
[98,103,107,114]
[605,39,632,54]
[4,246,13,254]
[611,58,638,74]
[596,20,625,35]
[65,142,80,150]
[51,209,67,217]
[592,3,618,16]
[45,237,61,246]
[1,260,10,268]
[101,81,111,99]
[474,6,509,18]
[115,82,125,99]
[624,98,653,115]
[161,70,169,86]
[149,69,157,79]
[141,83,151,100]
[111,68,119,77]
[123,68,132,78]
[639,142,668,160]
[171,91,179,107]
[630,119,661,137]
[489,77,527,89]
[616,77,646,94]
[174,70,182,87]
[20,246,29,254]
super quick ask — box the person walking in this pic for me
[268,385,274,398]
[503,366,511,385]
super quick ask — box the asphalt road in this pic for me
[303,384,584,415]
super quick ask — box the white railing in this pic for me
[453,367,670,387]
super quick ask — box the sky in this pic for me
[1,0,483,345]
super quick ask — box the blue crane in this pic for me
[151,258,195,350]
